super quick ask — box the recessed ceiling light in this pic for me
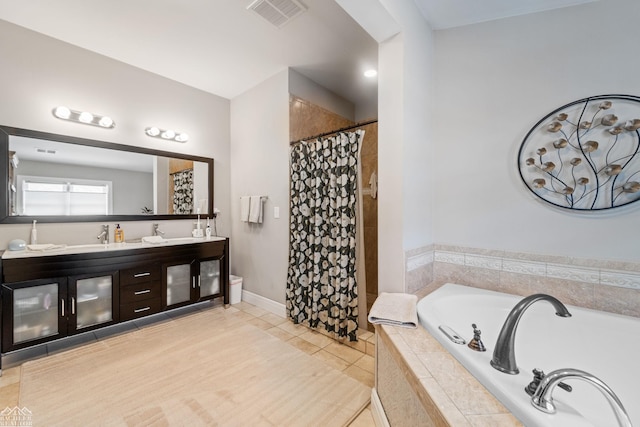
[364,69,377,78]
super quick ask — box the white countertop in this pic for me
[2,236,226,260]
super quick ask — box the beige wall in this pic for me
[229,70,291,304]
[346,0,640,305]
[432,0,640,262]
[376,0,436,293]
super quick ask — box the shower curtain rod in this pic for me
[289,119,378,146]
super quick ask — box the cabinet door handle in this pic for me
[134,289,151,295]
[71,297,76,315]
[134,306,151,313]
[192,277,196,289]
[198,275,201,288]
[133,272,151,278]
[61,299,65,316]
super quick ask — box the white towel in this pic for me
[240,196,251,222]
[369,171,378,199]
[248,196,263,224]
[368,292,418,328]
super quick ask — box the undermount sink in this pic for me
[139,236,207,244]
[65,243,111,250]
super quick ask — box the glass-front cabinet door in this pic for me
[163,261,193,308]
[1,278,67,352]
[68,271,119,334]
[197,258,221,300]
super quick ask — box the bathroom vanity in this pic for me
[0,238,229,356]
[0,125,225,374]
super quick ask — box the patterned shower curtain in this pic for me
[286,131,362,341]
[172,169,194,214]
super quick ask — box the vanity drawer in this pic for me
[120,265,160,286]
[120,281,161,304]
[120,298,161,321]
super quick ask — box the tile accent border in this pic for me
[406,244,640,318]
[432,249,640,290]
[405,246,435,294]
[406,252,434,272]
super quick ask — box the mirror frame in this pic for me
[0,125,214,223]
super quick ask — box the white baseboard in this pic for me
[371,388,390,427]
[241,289,286,318]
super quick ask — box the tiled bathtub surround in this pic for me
[376,324,521,426]
[408,244,640,318]
[385,246,640,425]
[405,245,434,294]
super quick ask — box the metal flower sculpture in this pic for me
[518,95,640,210]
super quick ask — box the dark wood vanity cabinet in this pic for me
[119,264,161,321]
[162,255,223,310]
[1,271,119,352]
[1,238,229,354]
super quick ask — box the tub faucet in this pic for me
[531,368,632,427]
[153,223,165,236]
[97,224,109,244]
[490,294,571,374]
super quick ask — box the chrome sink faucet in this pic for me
[153,223,165,236]
[490,294,571,374]
[97,224,109,244]
[531,368,632,427]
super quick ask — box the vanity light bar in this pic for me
[145,127,189,143]
[52,106,115,129]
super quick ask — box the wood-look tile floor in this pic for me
[0,300,376,426]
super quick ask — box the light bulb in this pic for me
[78,112,94,123]
[54,106,71,119]
[161,129,175,139]
[175,133,189,142]
[146,127,160,137]
[364,69,377,78]
[98,116,114,128]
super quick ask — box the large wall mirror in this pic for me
[0,126,213,223]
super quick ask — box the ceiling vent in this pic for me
[247,0,307,28]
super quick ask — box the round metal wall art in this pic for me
[518,94,640,211]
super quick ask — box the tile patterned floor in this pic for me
[0,299,377,426]
[231,301,377,426]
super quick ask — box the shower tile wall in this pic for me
[289,96,379,323]
[359,122,379,316]
[289,96,353,142]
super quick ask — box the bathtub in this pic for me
[417,284,638,427]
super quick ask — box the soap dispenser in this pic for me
[114,224,124,243]
[30,220,38,245]
[205,217,212,238]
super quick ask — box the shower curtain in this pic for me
[172,169,194,214]
[286,130,363,341]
